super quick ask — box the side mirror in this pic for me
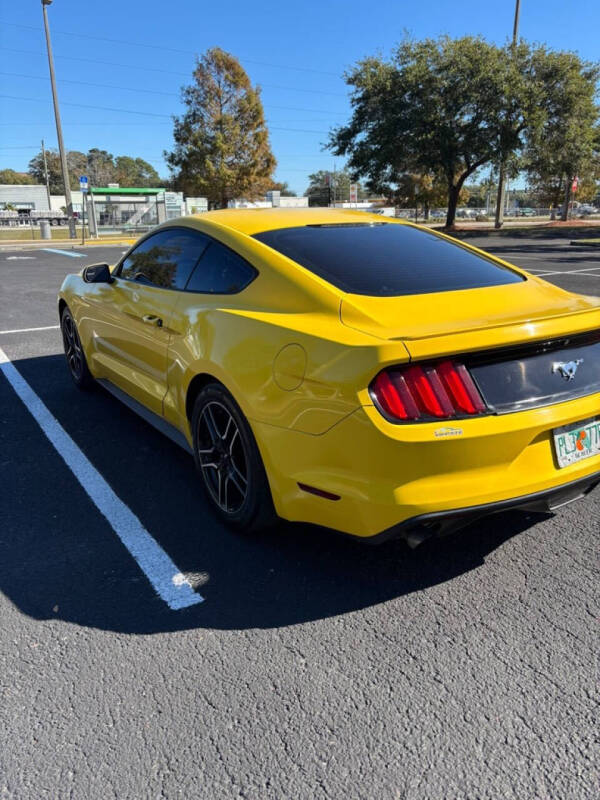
[83,263,113,284]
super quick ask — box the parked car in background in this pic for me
[515,207,536,217]
[456,209,477,218]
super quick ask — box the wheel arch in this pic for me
[185,372,225,421]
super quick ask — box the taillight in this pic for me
[370,360,487,422]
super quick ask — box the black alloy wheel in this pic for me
[197,400,248,514]
[60,307,94,389]
[192,384,276,532]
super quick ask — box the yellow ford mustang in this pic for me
[58,208,600,545]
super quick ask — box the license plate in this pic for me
[553,417,600,468]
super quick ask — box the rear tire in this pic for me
[192,383,276,532]
[60,306,94,390]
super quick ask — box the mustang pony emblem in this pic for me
[552,359,583,381]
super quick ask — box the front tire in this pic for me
[192,383,276,532]
[60,306,94,389]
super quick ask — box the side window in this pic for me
[185,240,256,294]
[119,229,209,290]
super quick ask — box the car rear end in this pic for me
[361,327,600,542]
[252,217,600,541]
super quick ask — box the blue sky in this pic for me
[0,0,598,195]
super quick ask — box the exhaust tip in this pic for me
[404,529,433,549]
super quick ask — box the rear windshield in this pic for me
[253,223,525,296]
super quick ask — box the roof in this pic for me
[89,187,166,195]
[192,207,399,235]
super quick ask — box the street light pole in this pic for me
[512,0,521,44]
[41,0,76,239]
[41,139,51,210]
[494,0,522,229]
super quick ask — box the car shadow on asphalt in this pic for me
[1,353,551,634]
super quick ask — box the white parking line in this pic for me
[0,345,203,611]
[41,248,85,258]
[521,268,565,275]
[524,268,558,274]
[0,325,60,335]
[536,271,600,277]
[521,267,600,277]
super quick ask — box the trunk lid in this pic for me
[341,279,600,360]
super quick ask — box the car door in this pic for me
[162,236,259,432]
[89,227,209,415]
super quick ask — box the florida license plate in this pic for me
[553,417,600,468]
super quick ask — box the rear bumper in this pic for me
[368,469,600,545]
[254,389,600,539]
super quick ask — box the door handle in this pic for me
[142,314,163,327]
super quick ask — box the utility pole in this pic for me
[41,139,51,210]
[332,163,337,206]
[494,0,521,229]
[512,0,521,43]
[41,0,76,238]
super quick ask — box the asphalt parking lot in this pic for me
[1,238,598,799]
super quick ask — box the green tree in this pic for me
[69,151,88,186]
[86,149,116,186]
[166,47,276,208]
[304,169,366,203]
[28,149,87,192]
[269,180,296,197]
[524,50,599,219]
[395,171,469,218]
[28,149,63,192]
[574,169,600,204]
[464,172,501,209]
[115,156,161,187]
[0,169,34,185]
[27,148,164,192]
[329,36,537,227]
[464,183,487,208]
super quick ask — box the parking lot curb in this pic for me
[0,238,136,251]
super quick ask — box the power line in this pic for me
[0,121,330,129]
[2,46,194,77]
[0,93,173,117]
[0,20,341,78]
[270,167,323,172]
[0,140,330,163]
[0,68,348,113]
[0,54,345,97]
[0,121,173,126]
[0,95,331,133]
[1,71,179,97]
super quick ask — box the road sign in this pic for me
[79,175,89,193]
[572,176,579,193]
[349,183,358,203]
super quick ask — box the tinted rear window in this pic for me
[253,223,524,296]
